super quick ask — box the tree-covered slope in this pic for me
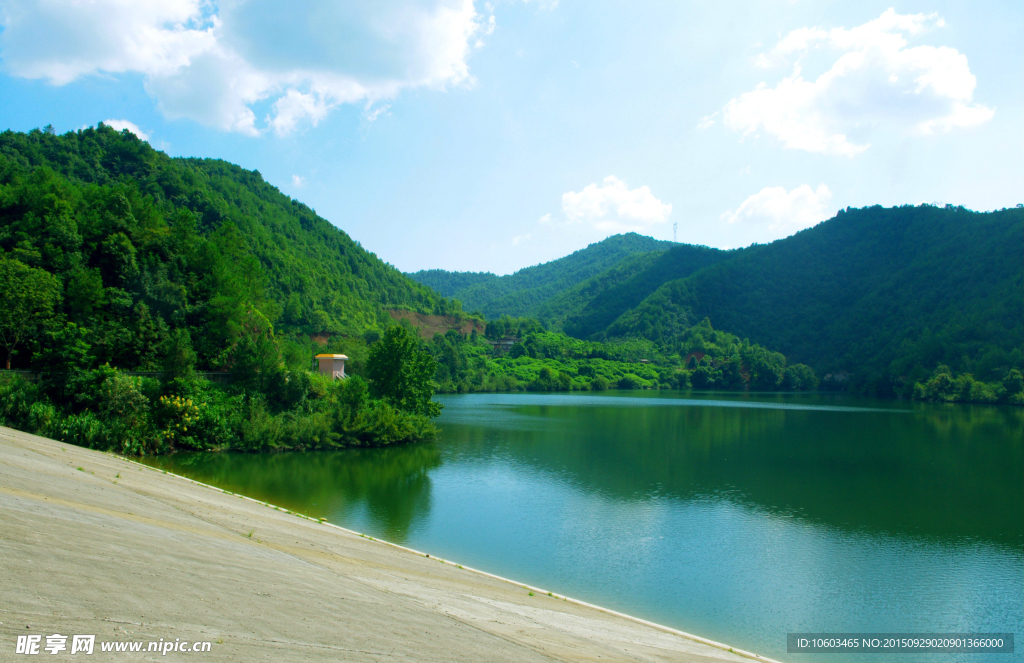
[546,243,733,336]
[0,125,465,371]
[407,233,672,318]
[603,205,1024,393]
[406,270,498,298]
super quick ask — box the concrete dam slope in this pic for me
[0,426,775,663]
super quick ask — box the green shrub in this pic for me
[59,412,109,449]
[617,374,644,390]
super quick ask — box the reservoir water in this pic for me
[142,391,1023,662]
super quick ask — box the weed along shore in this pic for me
[0,426,778,663]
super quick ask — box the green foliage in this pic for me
[0,124,457,370]
[554,244,730,336]
[96,371,155,455]
[783,364,820,391]
[0,125,455,452]
[408,233,673,319]
[0,256,61,368]
[911,365,1022,405]
[366,326,442,417]
[422,318,809,396]
[599,205,1023,397]
[415,205,1022,401]
[162,328,196,378]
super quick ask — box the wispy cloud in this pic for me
[697,112,717,129]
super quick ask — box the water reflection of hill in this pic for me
[439,397,1024,548]
[147,444,441,542]
[145,395,1022,550]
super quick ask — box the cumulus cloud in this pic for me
[291,174,305,187]
[0,0,215,84]
[562,176,672,232]
[0,0,489,136]
[724,9,993,156]
[511,233,531,246]
[723,184,833,240]
[103,119,149,141]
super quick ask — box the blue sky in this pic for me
[0,1,1020,274]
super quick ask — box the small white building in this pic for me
[315,354,348,380]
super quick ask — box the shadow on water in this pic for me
[145,443,441,542]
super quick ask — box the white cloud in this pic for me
[537,213,552,225]
[724,9,993,156]
[102,119,149,141]
[365,103,391,122]
[291,174,305,187]
[723,184,833,240]
[0,0,489,136]
[511,233,531,245]
[562,176,672,232]
[697,112,717,129]
[0,0,215,84]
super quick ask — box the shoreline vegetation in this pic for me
[0,125,1021,456]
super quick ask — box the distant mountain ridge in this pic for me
[407,233,672,318]
[600,205,1023,391]
[412,204,1024,393]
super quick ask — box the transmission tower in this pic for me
[673,222,677,243]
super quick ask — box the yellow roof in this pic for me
[315,354,349,359]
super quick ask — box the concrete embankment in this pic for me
[0,426,778,662]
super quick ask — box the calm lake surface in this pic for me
[142,391,1024,662]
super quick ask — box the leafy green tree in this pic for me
[231,307,283,393]
[366,325,441,417]
[0,258,61,369]
[33,323,92,402]
[1001,369,1023,397]
[97,371,154,455]
[783,364,819,391]
[162,328,197,378]
[65,266,105,321]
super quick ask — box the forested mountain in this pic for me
[407,233,672,318]
[0,125,463,453]
[411,203,1022,398]
[408,270,497,298]
[0,125,458,369]
[600,205,1023,393]
[545,243,731,336]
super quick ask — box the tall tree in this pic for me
[0,257,61,369]
[366,325,441,417]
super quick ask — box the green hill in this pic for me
[600,205,1024,394]
[0,125,460,369]
[407,233,672,318]
[548,243,732,336]
[411,203,1022,398]
[407,270,498,299]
